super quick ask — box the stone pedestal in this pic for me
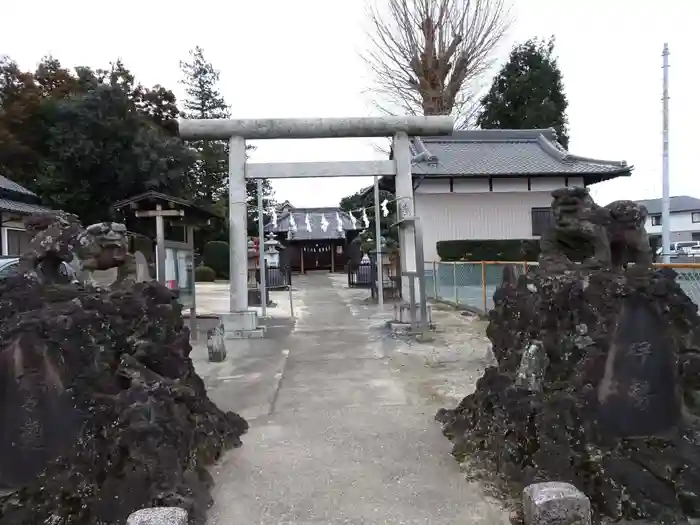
[393,302,433,325]
[221,310,265,339]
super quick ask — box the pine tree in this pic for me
[179,47,273,234]
[476,37,570,149]
[179,47,230,204]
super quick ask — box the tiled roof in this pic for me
[0,174,36,196]
[0,198,52,215]
[265,207,362,240]
[636,196,700,215]
[410,129,632,179]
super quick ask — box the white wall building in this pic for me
[0,174,52,255]
[376,129,632,262]
[636,196,700,245]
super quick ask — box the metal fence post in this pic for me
[452,262,458,304]
[257,179,267,317]
[408,275,417,331]
[482,261,487,313]
[433,261,438,299]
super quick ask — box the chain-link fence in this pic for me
[424,261,700,313]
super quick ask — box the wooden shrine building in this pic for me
[265,204,363,273]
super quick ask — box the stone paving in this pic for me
[191,273,509,525]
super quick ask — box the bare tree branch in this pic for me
[363,0,512,128]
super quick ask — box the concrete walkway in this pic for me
[195,273,509,525]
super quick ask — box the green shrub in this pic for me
[203,241,229,278]
[194,265,216,282]
[436,239,540,262]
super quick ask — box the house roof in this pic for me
[265,207,362,240]
[410,129,632,180]
[112,190,220,224]
[0,198,52,215]
[0,174,36,197]
[636,196,700,215]
[277,200,295,211]
[0,174,52,215]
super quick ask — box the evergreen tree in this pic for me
[339,186,397,252]
[179,46,231,204]
[0,56,193,225]
[476,37,570,149]
[179,46,273,235]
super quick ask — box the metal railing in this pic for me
[348,260,402,302]
[247,263,292,291]
[424,261,700,313]
[265,264,292,290]
[348,261,374,288]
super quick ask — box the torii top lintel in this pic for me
[177,116,454,141]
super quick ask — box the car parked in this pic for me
[0,256,20,278]
[0,256,78,281]
[686,245,700,258]
[655,241,700,259]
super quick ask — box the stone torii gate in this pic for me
[179,116,454,338]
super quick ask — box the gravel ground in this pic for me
[387,302,496,407]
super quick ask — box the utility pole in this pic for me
[662,43,671,263]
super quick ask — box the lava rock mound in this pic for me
[0,275,248,525]
[437,265,700,523]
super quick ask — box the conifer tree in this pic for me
[477,37,570,148]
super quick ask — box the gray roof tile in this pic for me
[265,207,362,240]
[0,198,52,215]
[0,175,36,196]
[410,129,631,178]
[635,196,700,215]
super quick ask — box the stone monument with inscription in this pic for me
[437,187,700,524]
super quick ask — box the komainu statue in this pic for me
[0,211,248,525]
[604,199,654,268]
[437,187,700,523]
[20,212,83,284]
[77,221,136,287]
[19,212,135,287]
[538,187,652,271]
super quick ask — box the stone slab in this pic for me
[386,321,436,335]
[222,310,260,331]
[225,328,266,340]
[596,295,681,438]
[221,310,266,339]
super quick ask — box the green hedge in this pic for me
[194,265,216,282]
[436,239,540,262]
[203,241,229,278]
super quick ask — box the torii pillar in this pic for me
[178,116,454,338]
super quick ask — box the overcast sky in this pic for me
[2,0,696,208]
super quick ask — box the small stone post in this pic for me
[523,482,591,525]
[126,507,188,525]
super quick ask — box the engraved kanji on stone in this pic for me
[628,341,652,365]
[628,380,651,410]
